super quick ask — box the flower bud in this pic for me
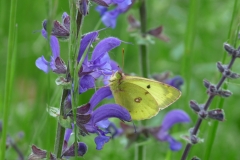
[207,109,225,121]
[189,100,201,112]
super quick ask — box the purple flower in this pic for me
[62,127,87,157]
[150,109,190,151]
[78,31,122,93]
[35,30,67,74]
[76,87,131,150]
[62,142,88,157]
[96,0,132,28]
[165,76,184,90]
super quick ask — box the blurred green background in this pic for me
[1,0,240,159]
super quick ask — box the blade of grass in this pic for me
[181,0,199,103]
[0,0,18,158]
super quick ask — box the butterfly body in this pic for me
[109,71,181,120]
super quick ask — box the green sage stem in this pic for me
[0,0,18,158]
[54,89,69,158]
[68,0,85,157]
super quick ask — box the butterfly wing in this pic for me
[124,76,181,108]
[112,81,160,120]
[109,72,181,120]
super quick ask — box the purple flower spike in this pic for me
[150,109,190,151]
[95,135,111,150]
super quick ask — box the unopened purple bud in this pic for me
[208,109,225,121]
[203,79,210,88]
[216,62,225,73]
[127,14,140,31]
[229,72,240,79]
[224,43,235,55]
[218,90,232,97]
[189,100,201,112]
[78,0,89,16]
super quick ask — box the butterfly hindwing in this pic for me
[113,81,160,120]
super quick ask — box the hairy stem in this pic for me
[54,89,69,157]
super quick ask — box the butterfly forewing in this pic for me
[124,76,181,108]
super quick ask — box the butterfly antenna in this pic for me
[122,48,125,72]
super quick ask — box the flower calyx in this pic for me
[217,62,240,79]
[189,100,225,121]
[203,79,232,97]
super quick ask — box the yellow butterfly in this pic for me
[109,71,181,120]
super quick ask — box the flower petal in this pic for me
[79,75,95,94]
[62,12,70,31]
[77,31,99,62]
[101,10,120,28]
[41,29,47,38]
[161,109,190,133]
[62,142,87,157]
[50,35,60,59]
[166,135,182,151]
[35,56,50,73]
[95,6,108,16]
[91,104,131,124]
[64,128,72,142]
[94,135,110,150]
[91,37,121,61]
[96,119,111,129]
[89,87,112,111]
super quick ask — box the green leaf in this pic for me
[58,116,72,129]
[46,107,60,117]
